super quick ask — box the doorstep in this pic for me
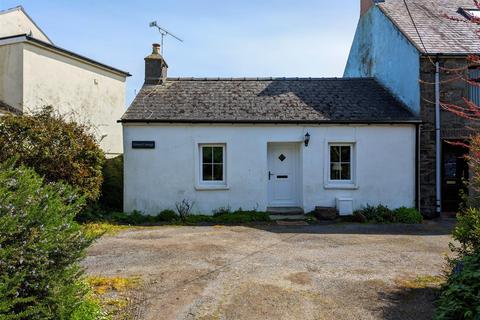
[267,207,306,222]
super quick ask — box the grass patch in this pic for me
[82,222,131,239]
[395,275,444,289]
[87,276,141,319]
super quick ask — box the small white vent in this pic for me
[336,198,354,216]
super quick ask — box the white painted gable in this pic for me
[0,6,52,43]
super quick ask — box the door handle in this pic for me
[268,171,274,180]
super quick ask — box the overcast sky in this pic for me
[0,0,360,104]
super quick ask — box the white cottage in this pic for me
[120,44,420,215]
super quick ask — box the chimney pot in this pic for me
[152,43,161,54]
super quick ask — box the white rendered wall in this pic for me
[21,43,126,156]
[123,124,416,215]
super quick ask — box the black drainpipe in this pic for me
[415,123,420,211]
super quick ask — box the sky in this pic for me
[0,0,360,104]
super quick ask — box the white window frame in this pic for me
[324,141,358,190]
[195,143,228,190]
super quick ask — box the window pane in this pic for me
[331,146,340,162]
[213,147,223,163]
[202,164,213,180]
[202,147,213,164]
[341,146,351,162]
[213,164,223,181]
[341,163,351,180]
[330,163,341,180]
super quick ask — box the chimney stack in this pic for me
[144,43,168,85]
[361,0,384,16]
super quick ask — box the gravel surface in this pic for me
[83,220,454,320]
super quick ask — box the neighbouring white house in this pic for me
[120,44,421,215]
[0,6,130,157]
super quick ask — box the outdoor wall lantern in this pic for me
[304,132,311,147]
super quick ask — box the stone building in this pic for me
[345,0,480,217]
[0,6,130,157]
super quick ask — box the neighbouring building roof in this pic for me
[378,0,480,55]
[0,5,53,44]
[0,34,131,77]
[121,78,419,124]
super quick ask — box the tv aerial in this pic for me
[149,21,183,55]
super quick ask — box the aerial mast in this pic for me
[149,21,183,55]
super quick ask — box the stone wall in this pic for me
[419,57,471,217]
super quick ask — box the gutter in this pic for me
[117,119,422,125]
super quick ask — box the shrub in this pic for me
[186,215,215,224]
[351,211,367,223]
[355,204,394,223]
[176,199,194,223]
[0,107,104,202]
[0,160,95,319]
[434,250,480,320]
[157,209,179,222]
[99,155,123,211]
[108,210,161,225]
[451,208,480,256]
[212,205,232,217]
[393,207,423,224]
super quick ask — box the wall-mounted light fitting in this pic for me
[304,132,311,147]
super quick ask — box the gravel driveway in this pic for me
[83,220,454,320]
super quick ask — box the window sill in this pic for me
[324,183,358,190]
[195,185,230,191]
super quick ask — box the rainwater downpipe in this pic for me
[435,58,442,215]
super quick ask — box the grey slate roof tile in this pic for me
[121,78,418,123]
[379,0,480,54]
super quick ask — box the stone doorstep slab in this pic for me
[275,220,309,226]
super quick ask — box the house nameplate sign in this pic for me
[132,141,155,149]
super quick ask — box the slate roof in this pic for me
[379,0,480,54]
[121,78,419,124]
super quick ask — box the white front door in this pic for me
[267,143,300,207]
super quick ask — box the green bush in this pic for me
[186,215,214,224]
[434,251,480,320]
[393,207,423,224]
[0,160,95,319]
[353,205,423,224]
[0,107,104,202]
[99,155,123,211]
[212,206,232,217]
[452,208,480,256]
[355,204,394,223]
[157,209,179,222]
